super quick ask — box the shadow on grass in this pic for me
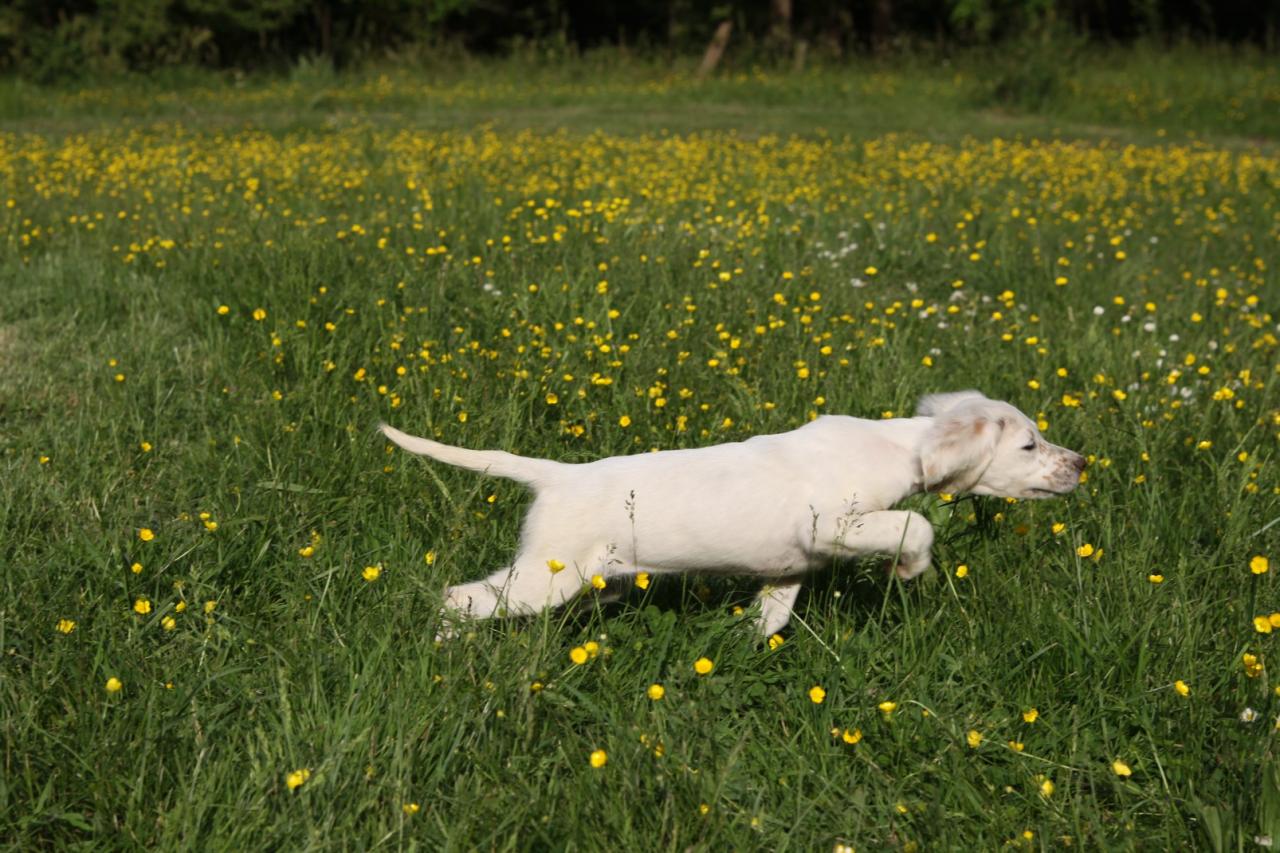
[554,558,901,641]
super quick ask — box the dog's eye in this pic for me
[1022,442,1036,451]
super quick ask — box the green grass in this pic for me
[1,44,1277,144]
[2,51,1279,849]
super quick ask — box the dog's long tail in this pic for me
[378,423,561,485]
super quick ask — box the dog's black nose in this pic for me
[1071,454,1087,473]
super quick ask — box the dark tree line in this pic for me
[1,0,1276,81]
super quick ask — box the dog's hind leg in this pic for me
[437,547,598,637]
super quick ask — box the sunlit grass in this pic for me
[1,62,1278,848]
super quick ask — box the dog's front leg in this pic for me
[754,579,803,637]
[823,509,934,580]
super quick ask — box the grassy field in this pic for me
[2,50,1279,849]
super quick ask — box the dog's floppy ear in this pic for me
[919,412,1001,493]
[916,389,988,418]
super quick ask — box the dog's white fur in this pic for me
[381,390,1085,637]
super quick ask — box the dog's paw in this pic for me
[892,551,932,580]
[882,548,931,581]
[753,608,793,639]
[433,618,458,644]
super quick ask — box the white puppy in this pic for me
[381,390,1084,637]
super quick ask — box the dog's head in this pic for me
[916,390,1085,499]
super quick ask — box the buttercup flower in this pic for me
[693,657,714,675]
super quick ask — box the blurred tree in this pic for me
[0,0,1275,77]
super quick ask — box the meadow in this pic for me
[1,51,1278,849]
